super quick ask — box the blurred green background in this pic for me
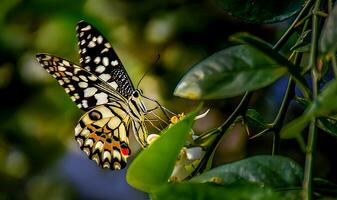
[1,0,336,199]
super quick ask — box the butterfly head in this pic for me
[131,89,147,113]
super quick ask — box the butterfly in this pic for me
[36,20,163,170]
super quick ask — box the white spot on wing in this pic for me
[82,100,88,108]
[81,25,91,31]
[85,56,91,63]
[84,138,94,147]
[62,60,70,66]
[102,57,109,66]
[88,75,98,81]
[109,81,118,90]
[58,66,66,71]
[94,92,108,104]
[58,80,64,85]
[88,41,96,48]
[101,48,109,53]
[79,82,88,88]
[94,57,101,64]
[111,60,119,66]
[72,76,79,81]
[79,75,88,82]
[97,36,103,44]
[84,87,98,97]
[104,43,112,48]
[96,65,105,73]
[99,74,111,81]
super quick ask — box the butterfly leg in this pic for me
[142,95,176,120]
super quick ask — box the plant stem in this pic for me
[303,0,321,199]
[331,55,337,78]
[271,54,302,155]
[273,0,314,51]
[191,0,315,177]
[190,92,252,176]
[303,117,317,200]
[271,77,295,155]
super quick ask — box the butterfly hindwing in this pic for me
[76,20,135,99]
[75,103,132,170]
[36,53,126,111]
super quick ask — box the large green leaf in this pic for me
[189,155,303,188]
[151,183,283,200]
[281,80,337,138]
[230,33,310,96]
[215,0,303,24]
[126,109,199,193]
[174,45,287,99]
[319,4,337,55]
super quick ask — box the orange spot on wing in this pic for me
[104,142,113,151]
[89,133,105,141]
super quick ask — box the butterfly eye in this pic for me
[133,91,139,98]
[89,110,102,121]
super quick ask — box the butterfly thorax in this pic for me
[126,89,147,122]
[126,89,148,147]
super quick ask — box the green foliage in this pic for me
[215,0,303,23]
[151,183,283,200]
[126,108,199,192]
[2,0,337,199]
[281,80,337,138]
[190,155,303,188]
[174,45,287,99]
[319,4,337,56]
[147,1,337,199]
[245,109,269,133]
[317,117,337,138]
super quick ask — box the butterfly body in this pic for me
[36,21,150,170]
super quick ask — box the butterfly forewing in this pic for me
[76,21,134,99]
[75,103,132,170]
[36,54,126,111]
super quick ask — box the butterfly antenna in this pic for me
[136,54,160,89]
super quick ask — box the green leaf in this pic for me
[230,33,310,97]
[281,80,337,138]
[280,115,310,139]
[151,183,283,200]
[189,155,303,188]
[311,80,337,116]
[317,117,337,138]
[215,0,303,24]
[174,45,287,99]
[319,4,337,55]
[290,30,311,53]
[126,109,199,193]
[246,109,268,133]
[314,178,337,197]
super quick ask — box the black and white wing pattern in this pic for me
[75,103,132,170]
[76,20,135,99]
[36,21,153,171]
[36,54,126,112]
